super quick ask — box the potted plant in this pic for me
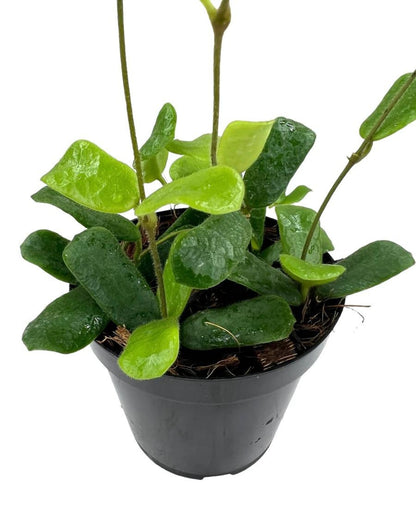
[21,0,415,479]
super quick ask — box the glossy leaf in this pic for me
[63,227,160,330]
[258,241,283,265]
[170,212,252,289]
[142,148,168,183]
[159,208,208,239]
[276,205,322,264]
[181,295,295,350]
[321,228,335,253]
[137,238,173,286]
[244,118,316,208]
[22,287,108,354]
[249,207,266,251]
[316,241,415,300]
[217,119,274,173]
[140,103,177,160]
[163,256,192,318]
[167,133,212,160]
[135,165,245,216]
[280,254,345,286]
[32,187,140,241]
[228,251,302,306]
[360,73,416,140]
[274,185,312,206]
[118,318,179,380]
[169,155,210,180]
[41,140,139,213]
[20,230,76,283]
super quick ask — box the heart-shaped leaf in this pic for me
[21,230,76,283]
[162,256,192,319]
[41,140,139,213]
[32,187,140,241]
[135,165,245,216]
[244,118,316,208]
[167,133,212,160]
[280,254,345,286]
[118,318,179,380]
[181,295,295,350]
[228,251,302,306]
[140,103,177,160]
[217,119,274,173]
[169,155,210,180]
[316,241,415,300]
[63,227,160,330]
[22,287,108,354]
[360,72,416,140]
[142,148,168,183]
[170,212,252,289]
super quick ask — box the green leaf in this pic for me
[181,295,295,350]
[41,140,139,213]
[135,165,245,216]
[22,287,108,354]
[159,208,208,239]
[244,118,316,208]
[316,241,415,300]
[170,212,252,289]
[321,228,334,253]
[20,230,76,283]
[163,256,192,318]
[167,133,212,160]
[118,318,179,380]
[360,73,416,140]
[169,155,210,180]
[142,148,168,183]
[249,207,266,251]
[63,227,160,330]
[137,238,173,286]
[274,185,312,206]
[280,254,345,286]
[276,205,322,264]
[257,241,283,265]
[217,119,274,173]
[140,103,177,160]
[228,251,303,306]
[32,187,140,241]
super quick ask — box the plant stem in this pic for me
[117,0,167,318]
[301,70,416,261]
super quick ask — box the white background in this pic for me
[1,1,416,518]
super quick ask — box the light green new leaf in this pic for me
[41,140,139,213]
[167,133,212,160]
[169,155,210,180]
[135,165,245,216]
[142,148,169,183]
[163,256,192,318]
[20,230,76,283]
[274,185,312,206]
[22,286,108,354]
[316,241,415,300]
[360,72,416,140]
[118,318,179,380]
[181,295,295,350]
[280,254,345,287]
[217,119,274,173]
[140,103,177,160]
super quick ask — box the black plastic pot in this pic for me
[91,326,339,479]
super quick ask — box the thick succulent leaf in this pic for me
[41,140,139,213]
[280,254,345,286]
[140,103,177,160]
[316,241,415,300]
[167,133,212,160]
[20,230,76,283]
[170,212,252,289]
[63,227,160,330]
[163,256,192,318]
[274,185,312,206]
[258,241,283,265]
[181,295,295,350]
[135,165,245,216]
[118,318,179,380]
[22,287,108,354]
[228,251,302,306]
[244,118,316,208]
[249,207,266,251]
[32,187,140,241]
[159,208,208,239]
[169,155,210,180]
[360,73,416,140]
[142,148,169,183]
[217,120,274,173]
[276,205,322,264]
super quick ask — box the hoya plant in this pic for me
[21,0,415,380]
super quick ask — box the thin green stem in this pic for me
[199,0,216,21]
[211,30,223,165]
[301,69,416,261]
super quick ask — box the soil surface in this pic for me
[96,209,344,379]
